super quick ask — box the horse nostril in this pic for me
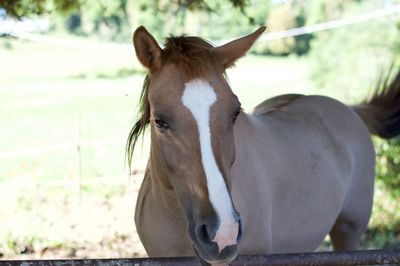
[195,224,213,245]
[195,218,242,248]
[237,218,243,242]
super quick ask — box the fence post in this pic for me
[76,115,82,205]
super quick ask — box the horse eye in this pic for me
[155,119,169,129]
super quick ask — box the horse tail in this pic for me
[353,69,400,139]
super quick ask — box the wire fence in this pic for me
[257,4,400,42]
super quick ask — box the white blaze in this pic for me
[181,79,238,252]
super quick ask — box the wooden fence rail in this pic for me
[1,249,400,266]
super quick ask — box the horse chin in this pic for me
[193,243,238,266]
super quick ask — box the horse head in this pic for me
[129,26,265,264]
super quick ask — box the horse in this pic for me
[126,26,400,265]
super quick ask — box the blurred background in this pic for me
[0,0,399,260]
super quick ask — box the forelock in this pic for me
[161,36,224,80]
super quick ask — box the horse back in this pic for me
[248,94,373,188]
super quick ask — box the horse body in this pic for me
[129,26,400,264]
[135,94,375,256]
[231,95,375,254]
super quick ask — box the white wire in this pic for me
[1,5,400,48]
[258,4,400,42]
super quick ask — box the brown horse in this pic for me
[127,26,400,265]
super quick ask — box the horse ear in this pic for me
[214,26,266,69]
[133,26,162,72]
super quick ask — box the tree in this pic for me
[0,0,248,18]
[0,0,79,18]
[265,3,297,55]
[253,2,312,56]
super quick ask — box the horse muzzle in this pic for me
[191,213,242,265]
